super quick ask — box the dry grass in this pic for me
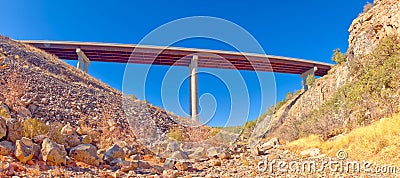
[287,114,400,165]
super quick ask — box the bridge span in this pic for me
[21,40,334,121]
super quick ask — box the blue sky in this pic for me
[1,0,368,126]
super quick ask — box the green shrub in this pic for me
[0,108,11,120]
[332,48,347,64]
[22,118,49,139]
[286,92,293,101]
[297,36,400,139]
[306,74,315,88]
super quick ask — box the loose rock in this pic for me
[103,144,126,163]
[41,138,67,165]
[69,144,100,166]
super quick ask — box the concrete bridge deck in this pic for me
[20,40,333,76]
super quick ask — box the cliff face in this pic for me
[256,0,400,142]
[348,0,400,60]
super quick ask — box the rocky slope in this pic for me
[255,0,400,143]
[347,0,400,60]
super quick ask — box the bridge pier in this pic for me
[189,55,199,121]
[300,66,318,91]
[76,48,90,73]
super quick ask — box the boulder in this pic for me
[190,147,206,159]
[0,117,6,139]
[175,161,190,171]
[69,144,100,166]
[110,158,124,167]
[65,134,80,147]
[123,146,138,157]
[61,123,75,135]
[137,160,151,169]
[120,161,139,173]
[261,137,279,151]
[166,141,180,153]
[163,158,176,169]
[81,135,92,144]
[170,150,189,160]
[300,148,321,157]
[15,137,35,163]
[206,147,218,158]
[32,135,48,145]
[0,140,15,156]
[103,144,126,163]
[217,152,231,159]
[6,118,22,143]
[41,138,67,165]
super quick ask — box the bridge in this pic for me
[20,40,334,121]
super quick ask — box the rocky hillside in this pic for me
[347,0,400,60]
[0,35,182,148]
[256,0,400,143]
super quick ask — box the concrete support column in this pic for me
[76,48,90,73]
[77,56,83,70]
[300,66,318,91]
[189,55,199,121]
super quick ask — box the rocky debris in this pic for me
[210,159,221,166]
[163,169,181,178]
[206,147,219,158]
[6,118,22,143]
[137,160,151,169]
[69,144,100,166]
[0,140,15,155]
[120,161,139,173]
[80,135,92,144]
[0,116,6,139]
[15,138,35,163]
[32,134,48,145]
[170,150,189,160]
[103,144,126,164]
[65,134,80,148]
[261,137,279,150]
[61,123,75,135]
[348,0,400,60]
[41,138,67,166]
[217,151,231,159]
[110,158,124,167]
[166,141,180,153]
[300,148,321,157]
[175,161,190,171]
[163,158,177,169]
[190,147,206,159]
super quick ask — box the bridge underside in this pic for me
[21,40,333,121]
[22,41,332,76]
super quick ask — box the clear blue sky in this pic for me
[1,0,368,126]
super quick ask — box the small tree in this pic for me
[332,48,347,64]
[265,105,275,116]
[306,74,315,88]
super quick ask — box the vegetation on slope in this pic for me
[287,113,400,165]
[297,35,400,139]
